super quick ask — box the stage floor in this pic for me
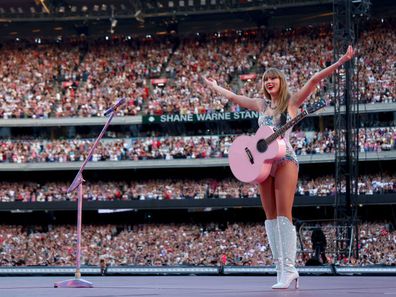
[0,276,395,297]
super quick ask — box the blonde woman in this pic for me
[203,45,354,289]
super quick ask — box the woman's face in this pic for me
[263,75,280,97]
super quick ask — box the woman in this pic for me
[203,45,355,289]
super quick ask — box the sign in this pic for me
[62,81,73,88]
[151,78,168,85]
[239,73,257,81]
[143,111,260,124]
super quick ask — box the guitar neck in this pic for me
[266,110,308,143]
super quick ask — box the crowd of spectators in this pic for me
[0,17,394,274]
[0,43,81,119]
[71,39,174,117]
[298,222,396,266]
[0,127,394,163]
[239,20,396,107]
[0,19,394,119]
[255,26,333,96]
[0,173,393,202]
[145,31,263,115]
[0,222,394,267]
[357,21,395,104]
[145,20,395,115]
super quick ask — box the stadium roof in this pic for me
[0,0,336,20]
[0,0,393,40]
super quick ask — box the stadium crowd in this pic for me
[0,15,394,274]
[0,127,394,163]
[0,222,394,267]
[0,174,393,202]
[0,20,394,118]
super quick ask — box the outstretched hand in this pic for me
[338,45,355,65]
[202,76,218,89]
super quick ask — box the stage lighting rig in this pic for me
[34,0,50,14]
[109,6,117,34]
[352,0,371,18]
[135,10,145,23]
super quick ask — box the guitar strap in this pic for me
[279,111,287,138]
[280,111,287,126]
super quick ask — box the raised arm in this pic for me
[202,77,262,112]
[292,45,355,108]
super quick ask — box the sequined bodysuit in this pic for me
[258,100,299,177]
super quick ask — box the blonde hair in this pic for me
[261,68,291,115]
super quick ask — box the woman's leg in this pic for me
[272,161,300,289]
[258,176,276,219]
[274,161,298,220]
[258,176,280,283]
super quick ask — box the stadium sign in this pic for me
[239,73,257,81]
[151,78,168,85]
[143,111,259,124]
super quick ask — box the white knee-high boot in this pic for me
[272,216,299,289]
[265,219,281,283]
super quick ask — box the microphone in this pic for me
[103,98,126,116]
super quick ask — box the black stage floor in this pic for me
[0,276,395,297]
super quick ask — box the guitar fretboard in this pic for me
[265,110,308,144]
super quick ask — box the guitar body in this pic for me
[228,99,327,184]
[228,125,286,184]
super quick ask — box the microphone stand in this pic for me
[54,110,118,288]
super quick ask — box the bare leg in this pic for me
[274,161,298,220]
[258,176,277,219]
[272,161,300,289]
[259,176,280,283]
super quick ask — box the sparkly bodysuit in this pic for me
[258,100,299,177]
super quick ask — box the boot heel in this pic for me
[295,277,299,289]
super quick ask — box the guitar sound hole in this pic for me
[256,140,268,153]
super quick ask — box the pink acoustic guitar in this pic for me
[228,99,327,184]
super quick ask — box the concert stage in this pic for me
[0,276,394,297]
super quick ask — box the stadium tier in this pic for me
[0,1,394,284]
